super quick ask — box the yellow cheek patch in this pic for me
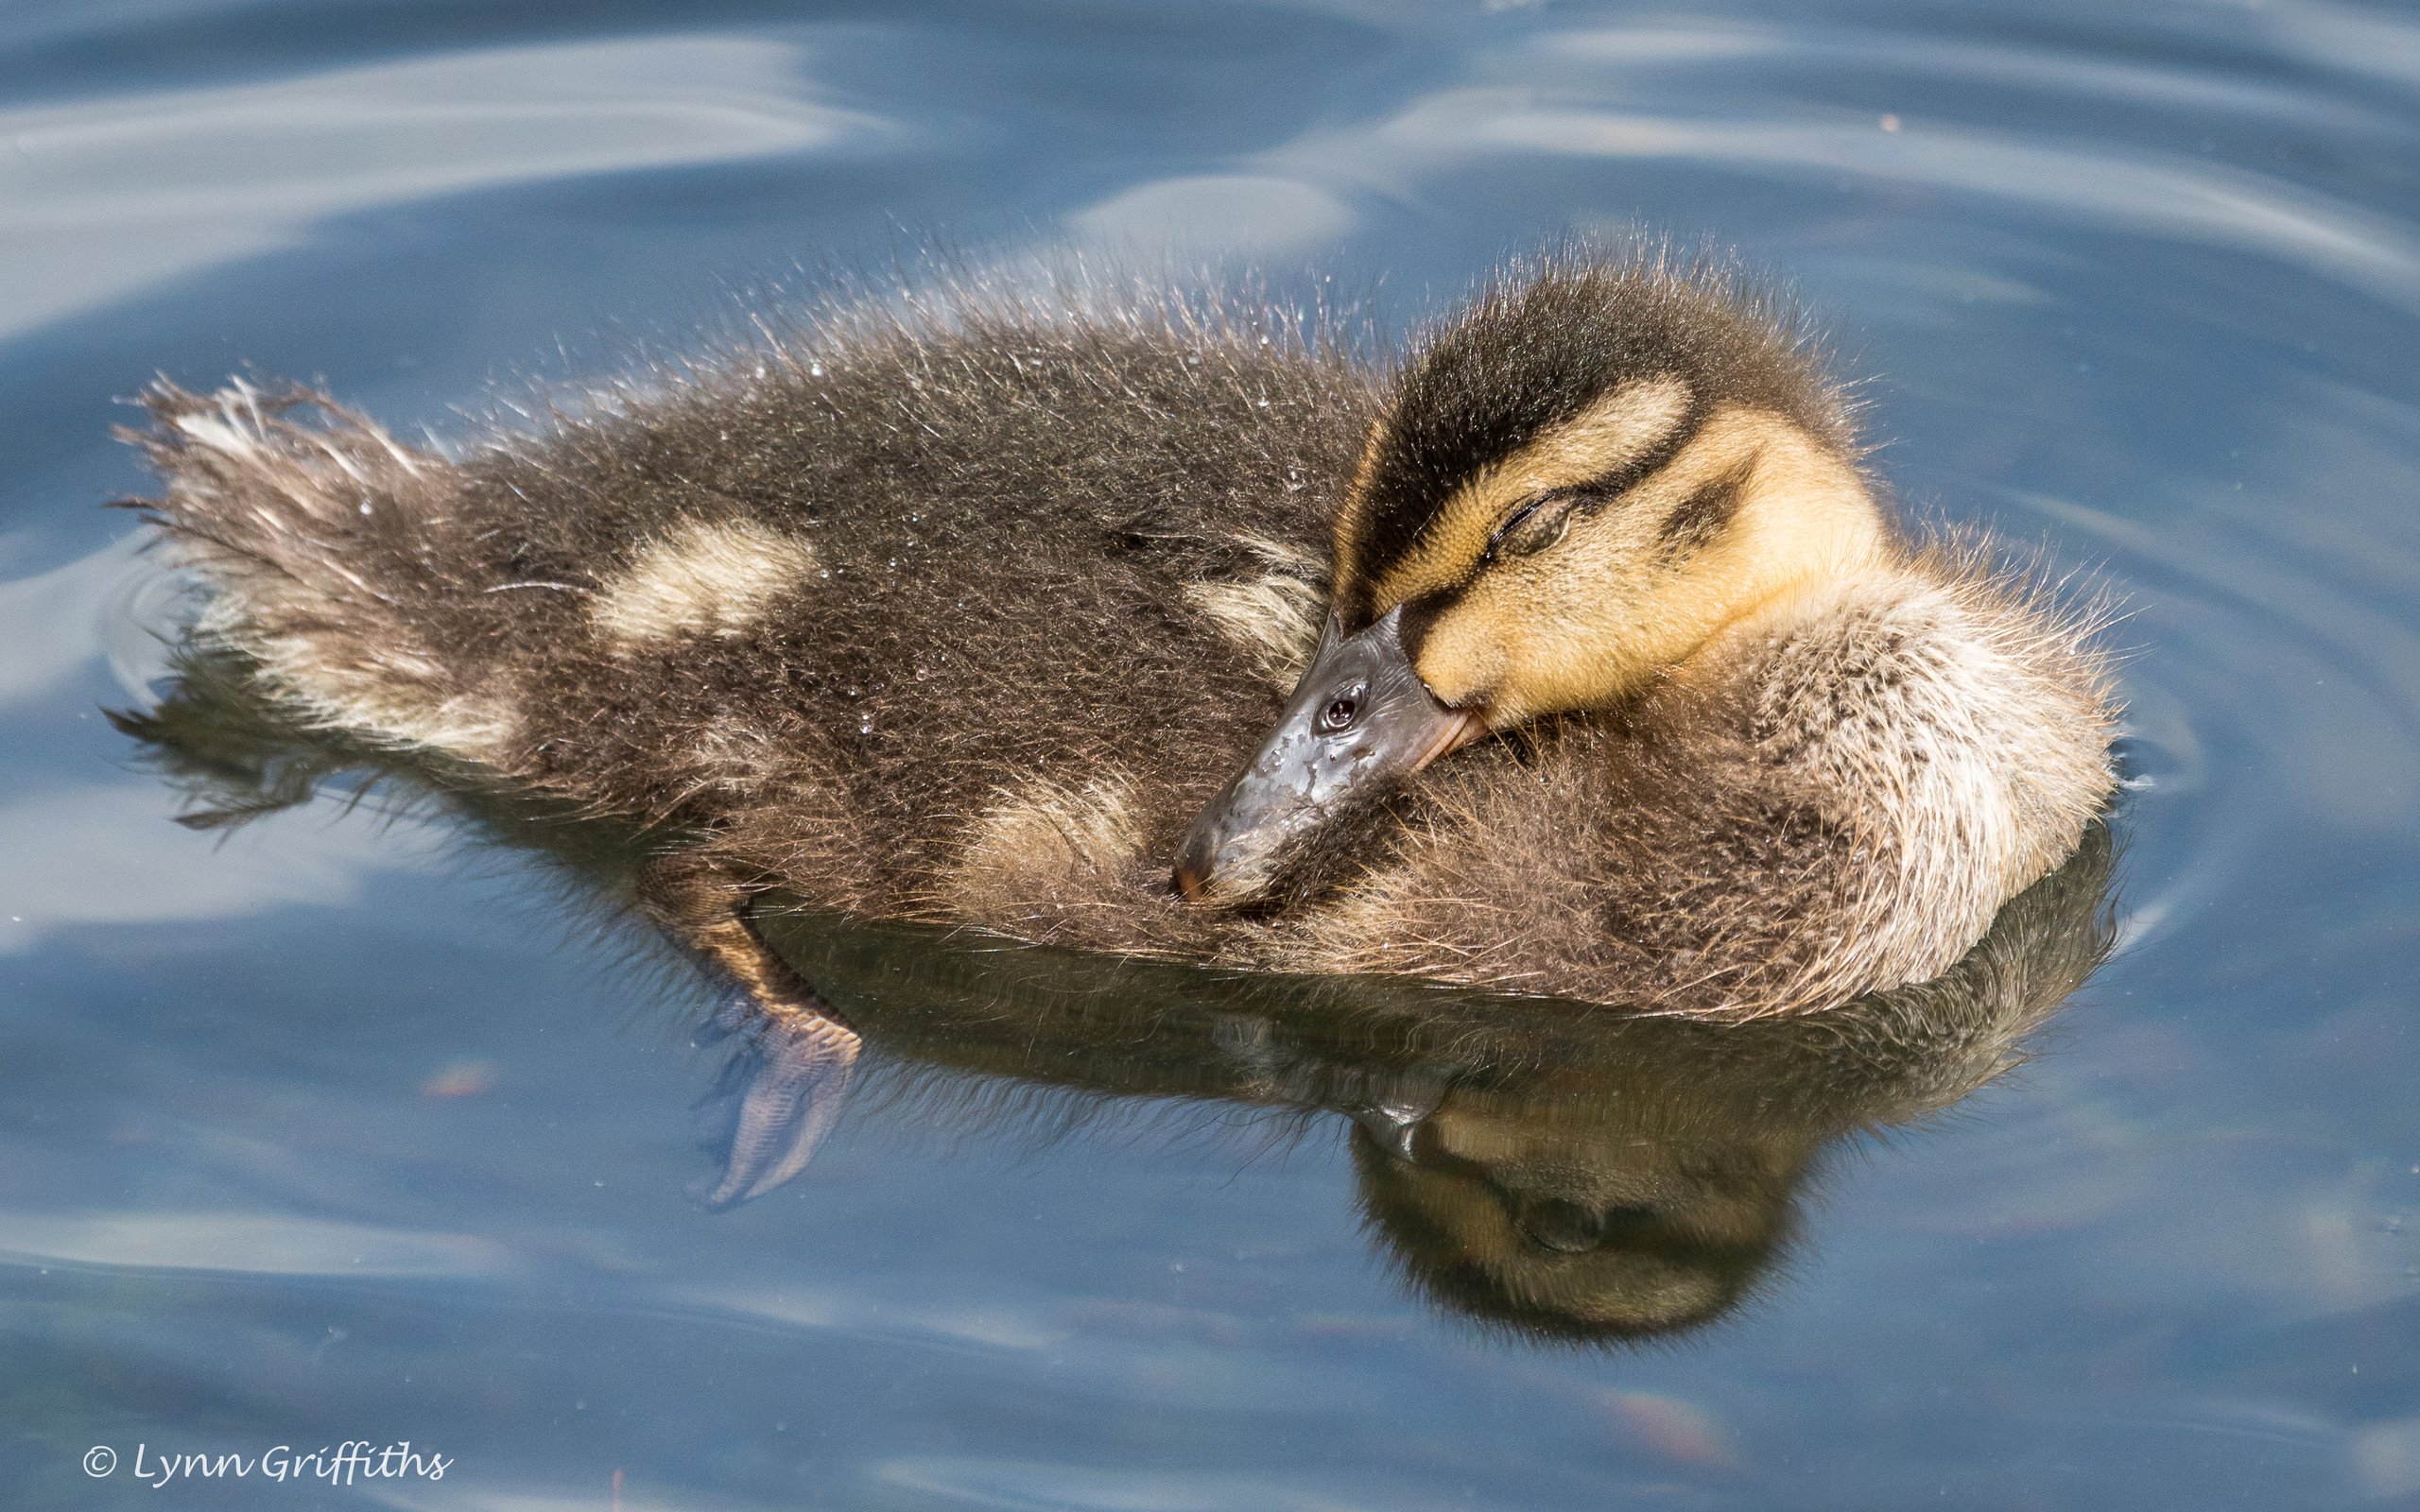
[1414,407,1881,718]
[1337,376,1694,617]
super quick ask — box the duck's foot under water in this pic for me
[691,988,861,1208]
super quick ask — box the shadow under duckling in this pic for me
[116,245,2120,1123]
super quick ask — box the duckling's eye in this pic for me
[1318,684,1367,733]
[1490,490,1582,559]
[1513,1197,1662,1254]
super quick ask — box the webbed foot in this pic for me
[640,852,863,1208]
[693,990,861,1208]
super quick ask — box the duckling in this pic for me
[119,247,2118,1111]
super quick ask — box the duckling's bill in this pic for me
[1175,607,1484,902]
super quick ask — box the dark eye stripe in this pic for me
[1658,456,1757,556]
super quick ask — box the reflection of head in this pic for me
[1349,1105,1799,1342]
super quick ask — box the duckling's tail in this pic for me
[119,379,515,764]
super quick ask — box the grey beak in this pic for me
[1174,607,1483,903]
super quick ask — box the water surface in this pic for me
[6,1,2420,1507]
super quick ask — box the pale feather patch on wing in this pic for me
[1231,528,1321,575]
[1182,576,1322,685]
[593,519,818,646]
[1180,530,1326,685]
[185,595,519,759]
[938,770,1145,924]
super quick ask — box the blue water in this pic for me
[7,1,2420,1506]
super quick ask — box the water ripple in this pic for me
[0,35,890,339]
[0,1209,512,1278]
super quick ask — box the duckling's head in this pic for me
[1177,255,1889,902]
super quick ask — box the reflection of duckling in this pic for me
[120,249,2117,1109]
[117,657,2114,1338]
[769,822,2114,1342]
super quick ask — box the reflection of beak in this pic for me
[1175,607,1485,903]
[1347,1091,1444,1160]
